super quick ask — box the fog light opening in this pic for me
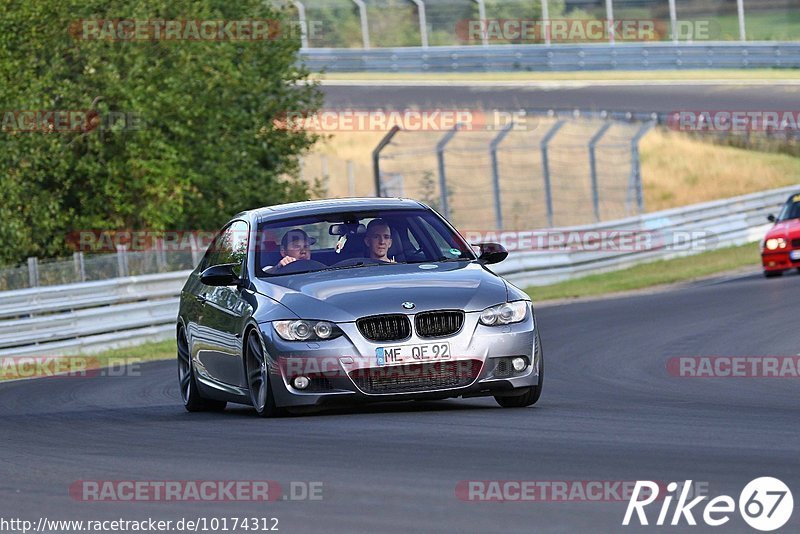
[293,376,310,390]
[512,357,527,372]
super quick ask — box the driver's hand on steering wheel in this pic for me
[276,256,297,268]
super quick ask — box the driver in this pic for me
[263,228,315,272]
[364,219,395,263]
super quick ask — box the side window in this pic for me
[204,220,249,276]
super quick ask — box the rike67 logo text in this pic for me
[623,477,793,531]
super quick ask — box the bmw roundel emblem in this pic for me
[402,302,415,310]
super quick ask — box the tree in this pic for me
[0,0,322,265]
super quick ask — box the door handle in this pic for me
[195,294,207,303]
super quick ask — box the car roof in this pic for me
[236,197,428,223]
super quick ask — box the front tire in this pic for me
[245,331,283,418]
[494,332,544,408]
[178,327,226,412]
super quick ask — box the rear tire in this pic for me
[177,327,227,412]
[245,331,283,418]
[494,332,544,408]
[764,270,783,278]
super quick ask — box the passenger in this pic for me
[264,228,315,272]
[364,219,395,263]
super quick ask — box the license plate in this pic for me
[790,250,800,260]
[376,342,451,366]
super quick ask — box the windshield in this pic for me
[256,208,476,276]
[778,195,800,221]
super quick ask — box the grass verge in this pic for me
[0,339,175,381]
[526,243,761,302]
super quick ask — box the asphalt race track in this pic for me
[321,81,800,113]
[2,269,799,533]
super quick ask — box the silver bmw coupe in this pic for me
[177,198,543,416]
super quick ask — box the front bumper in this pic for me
[260,309,540,408]
[761,249,796,271]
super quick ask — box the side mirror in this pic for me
[475,242,508,265]
[767,214,776,223]
[200,263,241,286]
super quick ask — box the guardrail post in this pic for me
[27,257,39,288]
[588,122,613,222]
[489,122,515,230]
[352,0,370,48]
[372,125,401,196]
[627,121,655,215]
[472,0,488,46]
[737,0,746,42]
[436,124,461,219]
[292,1,310,49]
[116,244,129,278]
[540,120,565,227]
[410,0,429,48]
[605,0,614,45]
[73,252,86,282]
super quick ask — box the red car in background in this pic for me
[762,192,800,277]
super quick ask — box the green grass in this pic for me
[526,243,761,302]
[0,339,175,381]
[318,69,800,82]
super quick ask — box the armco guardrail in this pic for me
[491,185,795,287]
[300,42,800,72]
[0,185,793,358]
[0,271,189,358]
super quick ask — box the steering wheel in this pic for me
[329,257,382,268]
[271,259,327,274]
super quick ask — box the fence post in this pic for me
[320,154,330,196]
[489,122,515,230]
[541,0,551,46]
[472,0,488,46]
[155,238,167,272]
[588,122,613,223]
[605,0,614,45]
[540,120,565,227]
[73,252,86,282]
[347,160,356,196]
[352,0,370,48]
[436,124,461,219]
[372,125,401,196]
[410,0,429,48]
[628,121,655,215]
[27,257,39,288]
[668,0,678,43]
[292,0,310,49]
[189,233,201,268]
[116,245,129,278]
[737,0,746,42]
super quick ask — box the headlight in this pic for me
[765,238,787,250]
[273,320,342,341]
[479,301,528,326]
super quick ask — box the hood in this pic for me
[766,218,800,239]
[252,262,508,322]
